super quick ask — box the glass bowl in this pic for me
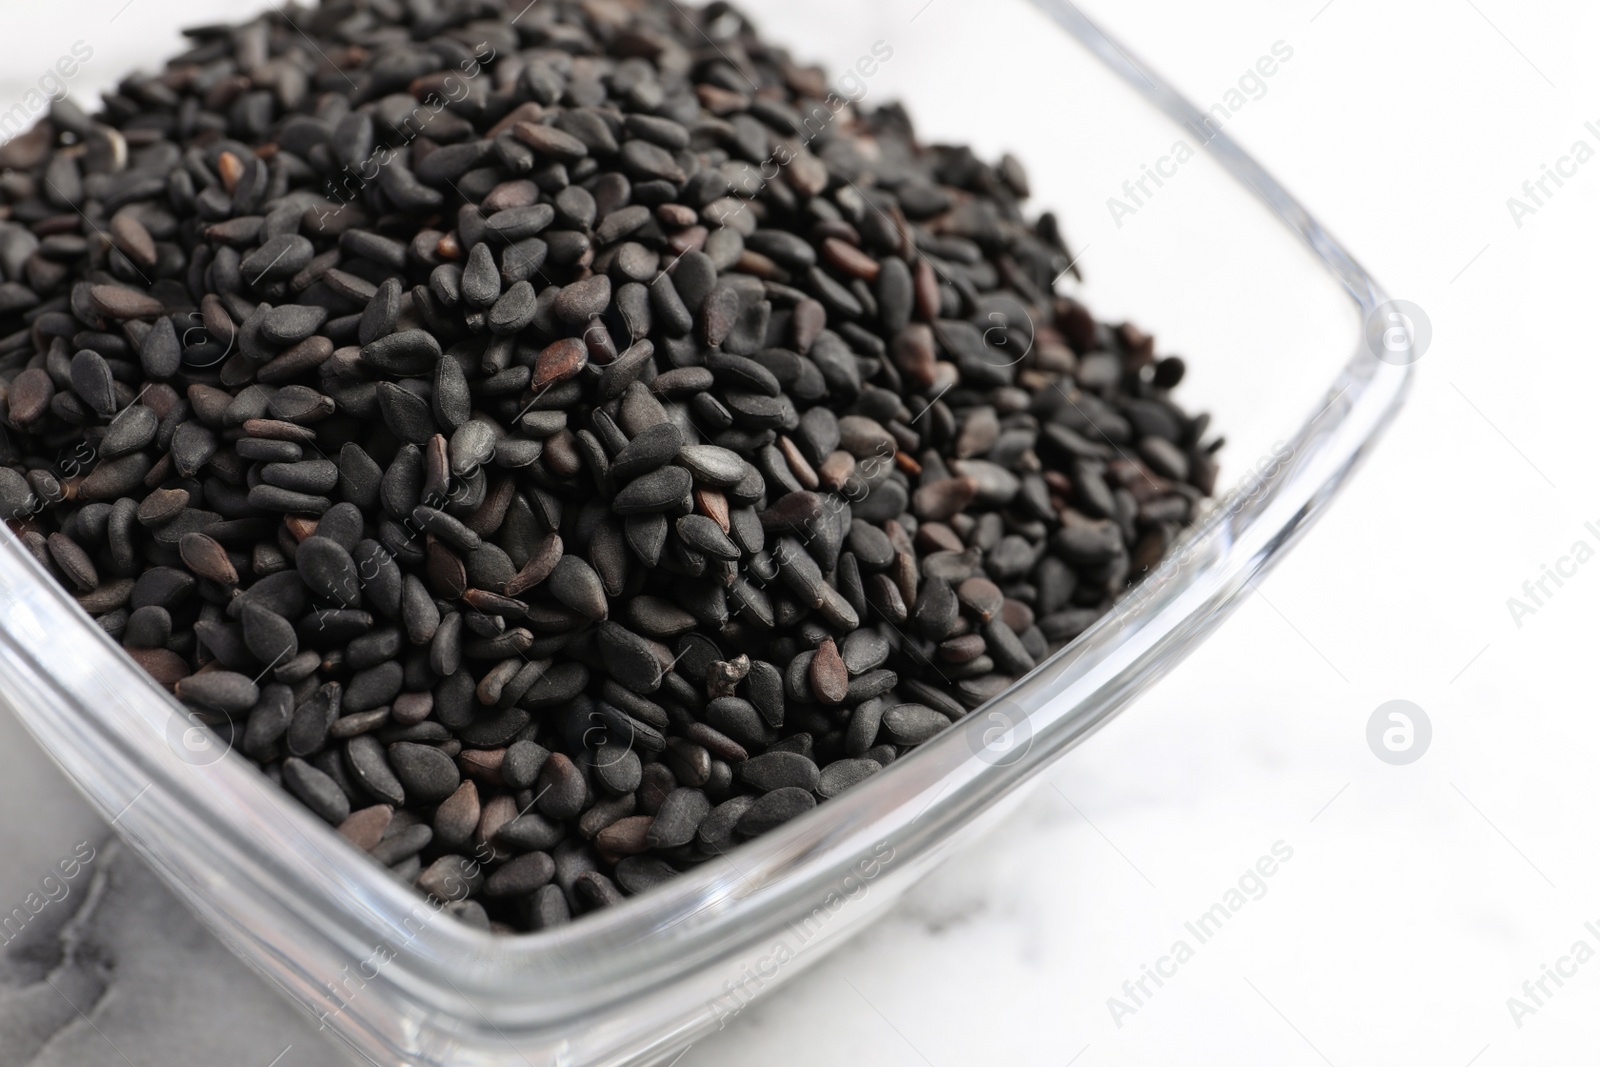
[0,1,1410,1064]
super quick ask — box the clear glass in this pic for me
[0,2,1409,1065]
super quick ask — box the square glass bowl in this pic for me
[0,1,1410,1064]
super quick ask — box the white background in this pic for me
[1,1,1597,1064]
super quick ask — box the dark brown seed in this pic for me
[595,815,655,856]
[700,285,742,347]
[109,214,158,268]
[88,284,164,319]
[533,337,589,388]
[8,368,53,426]
[822,237,881,281]
[513,121,588,160]
[47,533,97,591]
[809,638,848,706]
[179,532,237,587]
[506,533,563,595]
[338,805,394,851]
[957,577,1005,621]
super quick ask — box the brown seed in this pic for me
[694,488,731,534]
[436,231,460,259]
[180,532,238,586]
[425,538,468,599]
[792,297,826,354]
[595,815,655,856]
[1001,598,1035,634]
[786,153,829,198]
[505,533,563,595]
[338,805,394,851]
[892,324,937,388]
[700,285,741,348]
[74,578,131,614]
[809,638,849,706]
[759,490,823,530]
[916,522,965,554]
[817,450,855,491]
[457,747,505,786]
[955,407,1000,458]
[329,707,390,741]
[912,476,978,522]
[127,646,188,689]
[884,519,915,556]
[777,436,819,490]
[477,660,520,704]
[656,203,697,227]
[475,793,519,858]
[957,577,1004,621]
[542,430,581,477]
[533,337,588,389]
[913,257,941,321]
[284,515,318,541]
[483,179,541,212]
[47,532,97,590]
[866,572,907,625]
[424,433,450,500]
[242,418,317,443]
[8,368,54,426]
[892,549,919,611]
[88,284,164,320]
[735,250,785,280]
[683,721,748,763]
[392,690,433,725]
[821,237,880,281]
[665,226,707,256]
[217,150,245,193]
[938,633,987,663]
[109,213,158,268]
[511,121,588,161]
